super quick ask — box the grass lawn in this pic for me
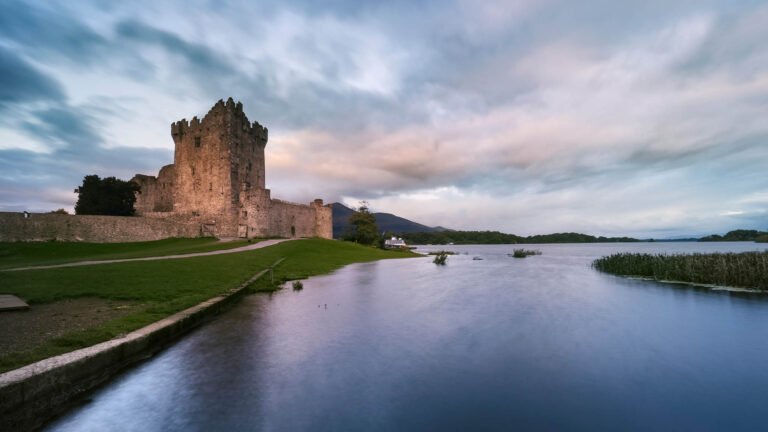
[0,237,254,269]
[0,238,419,372]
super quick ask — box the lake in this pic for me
[49,242,768,431]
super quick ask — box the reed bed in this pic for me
[433,252,448,265]
[592,251,768,290]
[511,249,542,258]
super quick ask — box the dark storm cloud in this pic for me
[0,46,65,107]
[20,106,102,152]
[115,20,235,77]
[0,0,107,63]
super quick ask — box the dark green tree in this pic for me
[345,202,379,246]
[74,175,141,216]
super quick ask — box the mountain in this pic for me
[331,203,444,238]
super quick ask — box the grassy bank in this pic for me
[0,239,417,372]
[593,252,768,290]
[0,237,253,270]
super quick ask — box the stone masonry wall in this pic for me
[313,200,333,239]
[132,164,175,213]
[268,199,324,238]
[0,213,200,243]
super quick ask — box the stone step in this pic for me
[0,295,29,312]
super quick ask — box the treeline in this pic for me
[400,231,639,245]
[699,230,768,242]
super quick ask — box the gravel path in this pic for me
[2,238,295,272]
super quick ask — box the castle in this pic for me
[131,98,332,239]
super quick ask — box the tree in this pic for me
[74,175,141,216]
[345,202,379,246]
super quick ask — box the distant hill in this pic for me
[699,229,768,242]
[401,231,639,245]
[331,203,444,238]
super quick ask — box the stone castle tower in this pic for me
[132,98,332,239]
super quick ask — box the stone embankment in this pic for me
[0,258,284,431]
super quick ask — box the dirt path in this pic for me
[2,238,295,272]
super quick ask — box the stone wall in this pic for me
[313,200,333,239]
[0,213,200,243]
[132,165,175,213]
[268,199,324,238]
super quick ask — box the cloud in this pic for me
[115,20,236,77]
[20,105,102,152]
[0,0,766,236]
[0,0,107,64]
[0,46,65,107]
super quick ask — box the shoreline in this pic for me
[625,276,767,294]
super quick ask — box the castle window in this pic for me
[191,166,195,176]
[247,162,252,171]
[209,182,212,191]
[241,211,247,217]
[245,182,251,190]
[194,137,201,148]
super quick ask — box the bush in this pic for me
[292,280,304,291]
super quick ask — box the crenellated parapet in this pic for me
[171,98,268,148]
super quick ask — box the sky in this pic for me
[1,0,767,238]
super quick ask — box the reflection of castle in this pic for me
[132,98,332,239]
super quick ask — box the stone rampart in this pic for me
[0,213,200,243]
[268,199,323,238]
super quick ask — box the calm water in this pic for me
[49,242,768,431]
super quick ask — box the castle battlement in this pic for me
[171,98,268,147]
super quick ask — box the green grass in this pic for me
[0,237,254,269]
[592,252,768,290]
[0,239,418,372]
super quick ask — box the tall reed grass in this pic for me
[511,249,542,258]
[592,251,768,290]
[433,252,448,265]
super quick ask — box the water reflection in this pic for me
[49,243,768,431]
